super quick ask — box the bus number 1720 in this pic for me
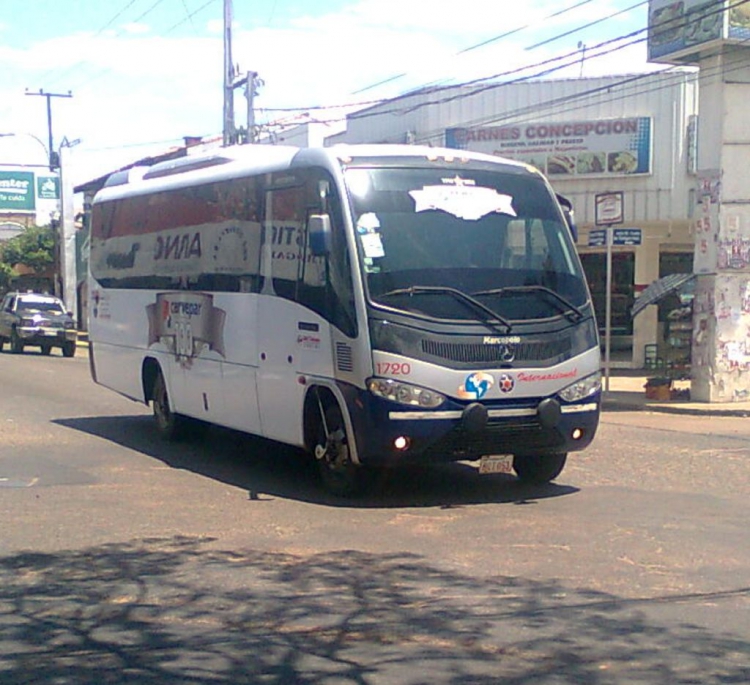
[377,362,412,376]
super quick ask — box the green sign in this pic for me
[0,171,35,211]
[37,175,60,200]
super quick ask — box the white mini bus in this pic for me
[88,144,601,495]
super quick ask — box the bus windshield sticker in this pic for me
[360,232,385,258]
[356,212,380,234]
[409,185,517,221]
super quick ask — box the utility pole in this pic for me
[25,88,72,169]
[222,0,235,145]
[222,0,260,145]
[245,71,262,143]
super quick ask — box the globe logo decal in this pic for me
[458,372,494,400]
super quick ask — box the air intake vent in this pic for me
[336,343,354,372]
[422,337,572,363]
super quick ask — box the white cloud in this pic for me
[0,0,656,186]
[121,22,152,35]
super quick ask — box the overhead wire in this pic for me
[526,0,648,50]
[74,0,749,159]
[352,0,602,96]
[398,0,750,135]
[260,0,747,130]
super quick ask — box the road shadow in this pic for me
[0,536,747,684]
[55,415,578,509]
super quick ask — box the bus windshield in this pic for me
[345,166,588,323]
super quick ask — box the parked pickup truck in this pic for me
[0,291,77,357]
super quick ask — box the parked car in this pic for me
[0,291,77,357]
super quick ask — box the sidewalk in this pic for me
[603,369,750,416]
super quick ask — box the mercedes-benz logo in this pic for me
[497,344,516,363]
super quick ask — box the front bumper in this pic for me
[17,326,77,345]
[342,386,600,467]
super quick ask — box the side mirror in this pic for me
[308,213,332,256]
[556,194,577,242]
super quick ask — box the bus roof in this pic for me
[93,143,538,204]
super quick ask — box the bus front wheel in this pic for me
[513,453,567,484]
[314,404,367,497]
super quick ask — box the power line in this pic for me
[260,0,747,127]
[526,0,648,50]
[352,0,604,97]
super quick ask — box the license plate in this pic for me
[479,454,514,475]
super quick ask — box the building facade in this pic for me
[326,71,701,368]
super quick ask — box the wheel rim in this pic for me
[315,405,362,495]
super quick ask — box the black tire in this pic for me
[10,329,24,354]
[61,341,76,358]
[0,337,5,352]
[152,371,191,441]
[40,345,52,356]
[314,403,367,497]
[513,453,567,484]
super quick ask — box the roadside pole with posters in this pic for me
[58,143,77,325]
[594,191,624,393]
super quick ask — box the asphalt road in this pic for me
[0,349,748,684]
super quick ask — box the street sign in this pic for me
[588,229,607,247]
[613,228,642,246]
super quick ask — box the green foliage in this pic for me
[0,225,56,274]
[0,262,12,292]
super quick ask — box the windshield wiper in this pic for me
[377,285,512,332]
[472,285,584,322]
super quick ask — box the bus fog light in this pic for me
[394,436,411,451]
[572,428,583,440]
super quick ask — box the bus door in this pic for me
[256,170,356,446]
[256,174,320,445]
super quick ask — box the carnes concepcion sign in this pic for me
[446,117,652,178]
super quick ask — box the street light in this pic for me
[0,131,51,167]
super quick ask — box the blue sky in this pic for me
[0,0,658,185]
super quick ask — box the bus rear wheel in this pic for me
[152,372,190,441]
[314,404,367,497]
[513,453,567,484]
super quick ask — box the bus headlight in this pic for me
[368,378,445,408]
[558,372,602,402]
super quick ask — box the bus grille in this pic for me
[421,337,572,363]
[421,421,566,461]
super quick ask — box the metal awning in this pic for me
[631,273,696,318]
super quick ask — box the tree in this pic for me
[0,224,56,275]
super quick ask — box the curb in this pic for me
[602,398,750,418]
